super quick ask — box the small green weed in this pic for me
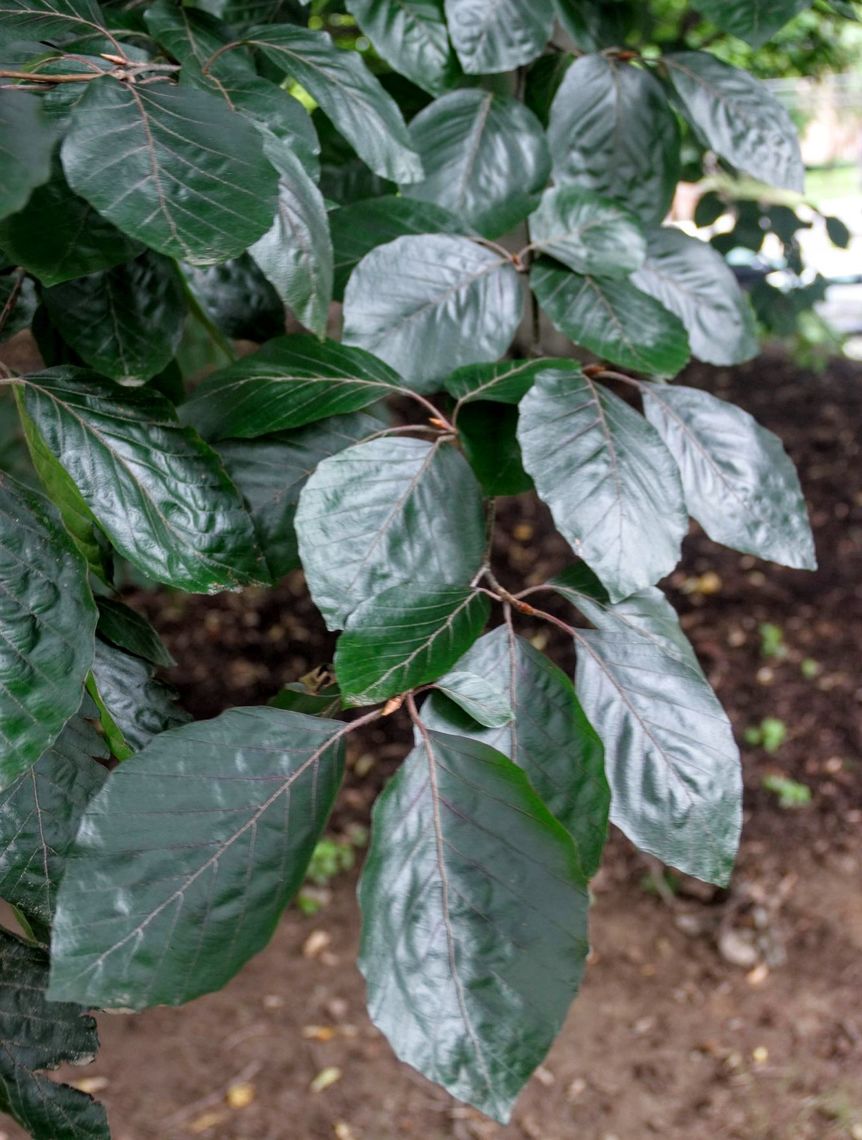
[762,774,812,809]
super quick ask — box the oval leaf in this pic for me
[528,186,646,278]
[445,357,552,405]
[692,0,811,47]
[0,90,57,220]
[431,669,513,728]
[346,0,459,95]
[96,598,174,668]
[443,0,554,73]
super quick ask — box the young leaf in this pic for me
[335,585,490,705]
[421,625,608,876]
[0,930,109,1140]
[42,251,186,382]
[246,23,423,184]
[19,368,268,592]
[691,0,812,47]
[343,234,523,391]
[183,335,401,440]
[49,707,346,1008]
[96,597,175,668]
[641,383,817,569]
[548,54,680,225]
[295,437,486,629]
[359,730,589,1122]
[431,669,513,728]
[404,89,550,238]
[61,78,280,264]
[0,90,57,220]
[89,639,189,753]
[0,471,96,787]
[630,228,758,366]
[346,0,459,95]
[664,52,805,192]
[443,0,554,73]
[531,261,690,377]
[528,186,647,278]
[518,367,687,601]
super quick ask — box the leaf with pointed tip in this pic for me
[548,54,680,226]
[431,669,512,728]
[0,930,109,1140]
[664,52,804,192]
[61,77,279,264]
[96,598,175,668]
[518,367,687,601]
[641,383,816,569]
[404,89,550,238]
[49,707,346,1008]
[336,586,489,706]
[692,0,811,46]
[246,24,422,184]
[528,186,646,278]
[359,730,588,1122]
[0,0,107,45]
[249,136,333,338]
[217,410,385,579]
[42,251,186,382]
[444,0,554,73]
[296,436,486,629]
[343,234,523,391]
[330,196,463,300]
[445,358,551,405]
[19,368,267,593]
[183,335,401,440]
[0,471,96,788]
[457,402,533,496]
[90,640,189,753]
[421,625,608,875]
[346,0,459,95]
[0,90,57,221]
[631,228,758,366]
[531,261,690,377]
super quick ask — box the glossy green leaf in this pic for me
[692,0,812,46]
[457,402,533,496]
[49,707,346,1008]
[518,367,687,601]
[0,0,107,45]
[20,368,267,592]
[0,270,36,343]
[144,0,255,79]
[443,0,554,73]
[343,234,523,391]
[665,52,804,192]
[182,255,284,344]
[631,228,758,366]
[269,682,342,718]
[61,77,279,264]
[528,186,646,278]
[431,669,512,727]
[246,24,422,183]
[531,260,690,377]
[445,357,550,405]
[336,585,489,706]
[42,252,186,381]
[331,196,463,300]
[217,410,384,579]
[0,471,96,788]
[295,436,486,629]
[183,335,401,440]
[421,624,608,875]
[641,383,817,569]
[96,597,175,668]
[548,54,680,226]
[249,136,333,338]
[359,730,589,1122]
[346,0,459,95]
[0,90,57,221]
[404,89,550,238]
[0,930,109,1140]
[90,639,189,753]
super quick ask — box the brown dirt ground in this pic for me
[6,350,861,1140]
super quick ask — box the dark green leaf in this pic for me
[42,251,186,382]
[246,23,422,183]
[336,585,489,705]
[359,730,588,1122]
[553,0,628,48]
[548,54,680,226]
[61,77,279,264]
[96,597,175,667]
[443,0,554,73]
[295,436,486,629]
[518,367,687,600]
[89,639,189,753]
[269,682,341,718]
[0,270,36,342]
[431,669,512,727]
[0,90,57,220]
[528,186,646,278]
[457,402,533,496]
[422,625,609,875]
[404,89,550,238]
[0,0,107,45]
[343,234,523,391]
[664,53,804,192]
[630,228,758,366]
[346,0,459,95]
[531,260,690,377]
[0,930,109,1140]
[182,255,284,343]
[20,368,267,592]
[641,383,817,569]
[825,214,851,248]
[0,471,96,787]
[444,357,550,405]
[692,0,812,46]
[144,0,255,79]
[183,335,401,440]
[49,707,346,1008]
